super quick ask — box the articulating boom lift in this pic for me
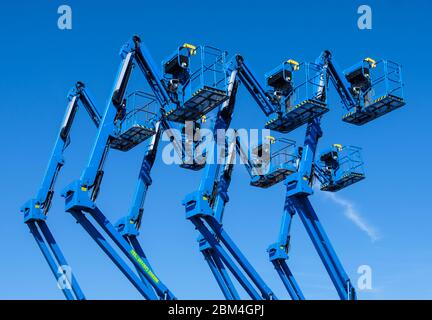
[181,54,324,300]
[20,82,102,300]
[181,54,322,299]
[183,67,278,300]
[112,112,211,297]
[60,36,229,299]
[181,53,332,300]
[263,51,404,300]
[320,51,405,125]
[184,50,404,300]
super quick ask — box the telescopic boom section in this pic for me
[233,55,276,116]
[280,115,358,300]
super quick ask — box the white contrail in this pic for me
[324,192,381,242]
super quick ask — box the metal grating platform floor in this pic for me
[165,86,228,123]
[342,95,405,125]
[266,99,329,133]
[320,172,365,192]
[111,125,156,151]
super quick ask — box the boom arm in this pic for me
[132,36,171,107]
[116,121,163,234]
[79,36,171,200]
[316,50,357,110]
[232,55,277,116]
[34,82,101,213]
[183,68,277,300]
[59,36,177,300]
[20,81,100,300]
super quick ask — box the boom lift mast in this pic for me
[20,81,102,300]
[112,119,194,295]
[115,120,162,238]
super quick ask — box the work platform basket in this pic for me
[250,138,298,188]
[111,91,158,151]
[342,60,405,125]
[164,45,228,123]
[265,62,329,133]
[318,145,365,192]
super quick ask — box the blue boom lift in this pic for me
[181,52,334,299]
[260,51,404,300]
[59,36,228,300]
[183,64,280,300]
[183,50,404,300]
[20,81,101,300]
[22,35,228,299]
[181,54,325,300]
[181,54,322,299]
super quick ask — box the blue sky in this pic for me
[1,0,431,299]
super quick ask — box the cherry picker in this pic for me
[183,49,404,300]
[183,65,278,300]
[20,81,101,300]
[258,52,404,300]
[181,54,322,300]
[181,53,329,300]
[60,36,228,299]
[22,35,228,299]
